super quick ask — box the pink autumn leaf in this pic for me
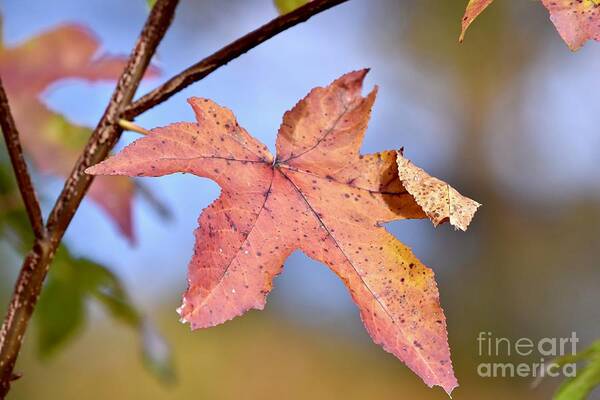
[87,71,480,395]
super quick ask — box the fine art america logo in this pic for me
[477,332,579,378]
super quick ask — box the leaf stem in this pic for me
[118,119,151,135]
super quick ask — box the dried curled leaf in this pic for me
[0,24,158,240]
[87,70,480,395]
[397,152,480,231]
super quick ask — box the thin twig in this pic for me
[0,0,179,396]
[119,118,151,135]
[123,0,350,119]
[0,78,44,239]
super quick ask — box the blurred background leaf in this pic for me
[553,340,600,400]
[36,246,176,383]
[35,252,85,359]
[0,146,173,382]
[273,0,310,15]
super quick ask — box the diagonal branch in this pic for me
[123,0,350,119]
[0,77,45,239]
[0,0,179,397]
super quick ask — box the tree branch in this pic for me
[0,0,179,397]
[123,0,350,119]
[0,77,44,239]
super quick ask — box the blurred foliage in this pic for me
[0,17,156,239]
[0,146,174,383]
[273,0,310,15]
[35,251,85,359]
[44,114,90,152]
[554,340,600,400]
[35,245,175,384]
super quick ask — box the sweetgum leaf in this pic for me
[459,0,600,50]
[0,24,158,240]
[87,70,480,395]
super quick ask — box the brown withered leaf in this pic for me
[87,70,480,395]
[397,152,480,231]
